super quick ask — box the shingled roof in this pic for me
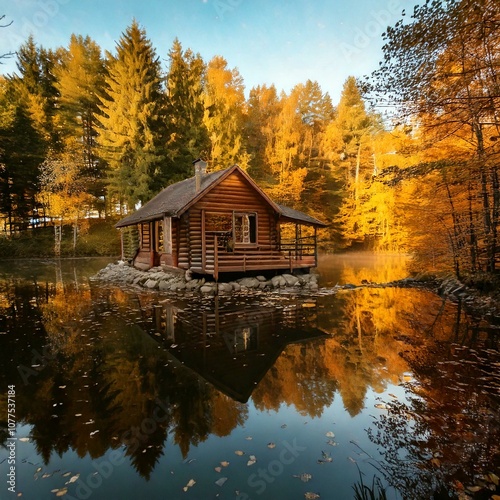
[115,165,327,228]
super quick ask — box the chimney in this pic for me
[193,158,207,192]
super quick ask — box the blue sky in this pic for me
[1,0,417,103]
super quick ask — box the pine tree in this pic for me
[164,38,209,180]
[0,78,45,232]
[97,20,166,211]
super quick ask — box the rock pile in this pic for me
[92,261,319,294]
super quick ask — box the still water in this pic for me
[0,255,499,500]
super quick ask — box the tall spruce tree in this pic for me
[164,38,209,180]
[98,20,166,211]
[0,78,45,232]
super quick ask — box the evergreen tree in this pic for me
[0,78,46,232]
[12,36,59,144]
[164,38,209,180]
[98,20,166,211]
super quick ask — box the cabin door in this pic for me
[151,220,163,267]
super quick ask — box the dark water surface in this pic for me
[0,255,499,500]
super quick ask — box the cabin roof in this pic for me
[115,165,327,228]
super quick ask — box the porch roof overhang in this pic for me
[276,204,328,228]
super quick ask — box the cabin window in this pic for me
[163,216,172,254]
[234,213,257,244]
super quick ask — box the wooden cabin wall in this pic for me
[177,214,190,269]
[188,170,278,273]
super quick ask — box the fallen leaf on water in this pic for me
[61,472,72,477]
[326,440,337,447]
[245,436,253,441]
[18,438,30,442]
[467,486,482,493]
[293,473,312,483]
[374,403,387,410]
[325,431,335,438]
[67,474,80,484]
[348,457,356,464]
[214,467,222,473]
[388,393,398,399]
[42,473,52,479]
[304,493,320,499]
[267,443,276,449]
[220,461,230,467]
[487,473,499,485]
[247,459,256,466]
[36,467,42,473]
[215,477,228,487]
[182,479,196,492]
[234,450,245,456]
[56,488,68,497]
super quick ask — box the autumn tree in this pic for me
[245,84,280,179]
[53,35,106,212]
[323,77,381,247]
[164,38,209,180]
[203,56,249,170]
[367,0,500,274]
[98,20,166,211]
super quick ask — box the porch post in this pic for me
[314,227,318,266]
[120,229,124,261]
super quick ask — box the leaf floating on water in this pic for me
[348,457,356,464]
[325,431,335,438]
[56,488,68,497]
[36,467,42,473]
[247,456,257,466]
[293,473,312,483]
[42,473,52,479]
[245,436,253,441]
[67,474,80,484]
[234,450,245,456]
[182,478,196,492]
[61,472,72,477]
[89,430,99,436]
[18,438,30,442]
[304,493,320,499]
[220,461,230,467]
[326,439,337,447]
[374,403,387,410]
[388,393,398,399]
[267,443,276,449]
[214,466,222,473]
[215,477,228,487]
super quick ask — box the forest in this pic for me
[0,0,499,280]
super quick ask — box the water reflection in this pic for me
[0,256,499,499]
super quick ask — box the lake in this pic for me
[0,255,499,500]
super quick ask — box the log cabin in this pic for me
[115,160,327,278]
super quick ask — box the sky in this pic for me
[0,0,418,104]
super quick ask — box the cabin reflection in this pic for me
[147,297,329,402]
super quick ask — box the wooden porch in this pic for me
[193,233,318,279]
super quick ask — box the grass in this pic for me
[0,218,121,259]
